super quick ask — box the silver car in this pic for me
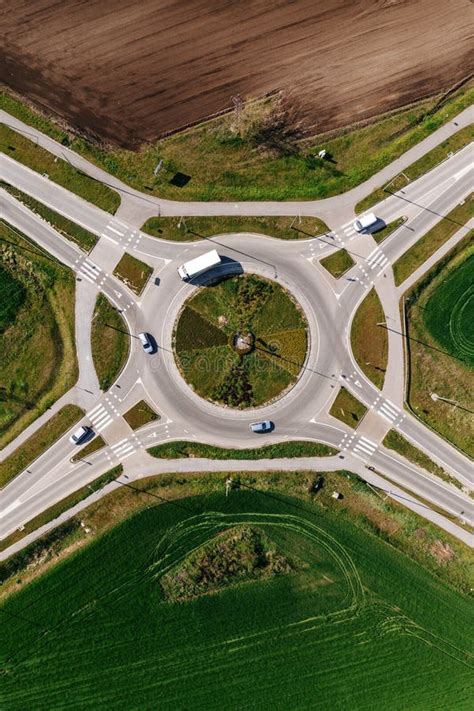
[249,420,273,434]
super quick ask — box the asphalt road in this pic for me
[0,110,473,551]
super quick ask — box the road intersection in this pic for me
[0,111,473,555]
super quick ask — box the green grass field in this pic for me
[1,487,472,710]
[91,294,130,391]
[149,440,336,459]
[2,83,472,202]
[0,123,120,214]
[404,238,473,456]
[141,215,329,241]
[174,275,307,407]
[0,221,78,448]
[350,289,388,390]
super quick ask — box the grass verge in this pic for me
[2,83,472,201]
[141,215,330,241]
[0,465,122,552]
[0,221,78,448]
[91,294,130,391]
[1,181,98,251]
[123,400,159,430]
[403,236,473,456]
[393,193,473,285]
[148,440,336,459]
[320,249,354,278]
[356,124,474,213]
[0,405,84,488]
[383,430,462,489]
[113,253,153,295]
[350,288,388,390]
[329,387,368,428]
[0,123,120,213]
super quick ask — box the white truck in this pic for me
[353,212,379,233]
[177,249,221,281]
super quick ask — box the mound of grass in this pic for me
[123,400,159,430]
[383,430,461,489]
[393,194,473,285]
[0,221,78,448]
[320,249,354,277]
[404,238,474,456]
[1,483,472,710]
[91,294,129,391]
[1,182,98,252]
[356,124,474,213]
[148,440,336,460]
[0,123,120,213]
[3,83,472,203]
[174,275,307,407]
[113,253,153,295]
[350,289,388,390]
[330,387,368,428]
[161,525,293,602]
[0,405,84,488]
[423,252,474,366]
[141,215,329,241]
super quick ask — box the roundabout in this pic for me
[173,274,308,408]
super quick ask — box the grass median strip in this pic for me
[382,430,462,489]
[113,253,153,295]
[351,288,388,390]
[91,294,130,391]
[320,249,354,278]
[372,216,406,244]
[0,123,120,213]
[141,215,330,241]
[1,181,98,252]
[123,400,160,430]
[0,465,123,552]
[329,387,367,428]
[0,404,84,488]
[71,435,106,462]
[148,440,337,459]
[355,124,474,213]
[393,194,473,286]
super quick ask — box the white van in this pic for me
[353,212,379,233]
[69,425,92,445]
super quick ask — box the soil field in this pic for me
[2,0,472,149]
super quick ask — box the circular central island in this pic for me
[173,274,308,408]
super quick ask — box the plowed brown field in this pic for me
[2,0,472,148]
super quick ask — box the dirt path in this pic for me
[2,0,472,148]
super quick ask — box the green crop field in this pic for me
[423,253,474,367]
[1,489,472,710]
[174,275,307,407]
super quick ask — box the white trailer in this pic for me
[177,249,221,281]
[353,212,379,233]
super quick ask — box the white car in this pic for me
[139,332,156,354]
[69,425,92,445]
[249,420,274,434]
[353,212,379,233]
